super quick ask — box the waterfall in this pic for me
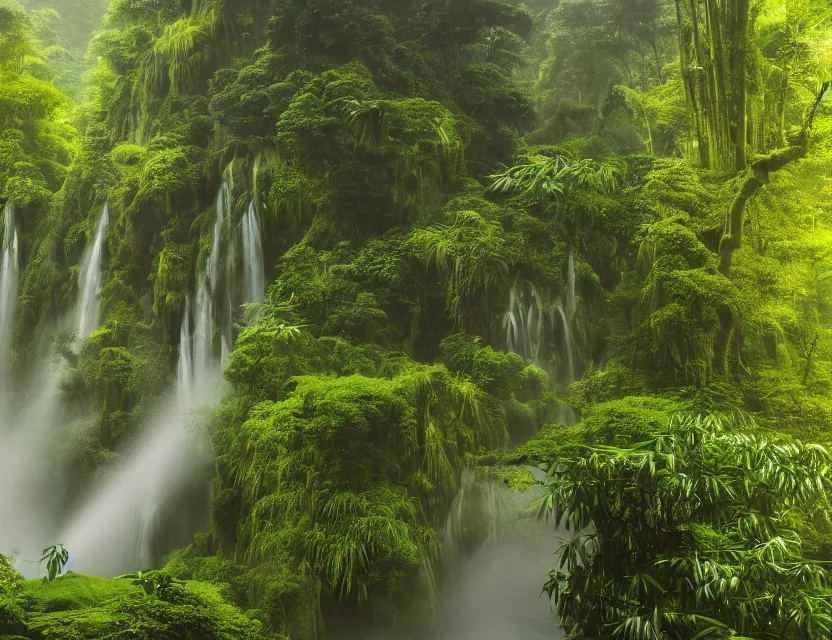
[61,299,212,577]
[0,202,19,403]
[0,205,76,570]
[502,280,545,364]
[503,262,580,425]
[177,296,193,411]
[556,305,575,385]
[242,200,265,304]
[566,248,576,316]
[555,304,579,426]
[192,278,215,393]
[61,185,232,576]
[61,390,193,575]
[192,182,235,394]
[208,183,228,294]
[393,469,563,640]
[77,203,110,339]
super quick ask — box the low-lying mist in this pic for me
[330,470,566,640]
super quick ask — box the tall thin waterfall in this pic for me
[566,248,576,315]
[556,305,575,385]
[177,296,193,411]
[193,278,215,392]
[0,202,19,401]
[242,200,265,304]
[209,184,228,294]
[77,203,110,339]
[559,248,577,384]
[0,205,67,570]
[192,183,229,392]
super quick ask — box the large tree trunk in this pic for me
[713,81,828,374]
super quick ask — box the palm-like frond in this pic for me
[488,152,623,207]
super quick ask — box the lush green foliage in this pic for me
[40,545,69,582]
[540,412,832,638]
[2,0,832,637]
[0,571,268,640]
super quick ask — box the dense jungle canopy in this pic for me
[1,0,832,638]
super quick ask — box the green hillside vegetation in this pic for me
[1,0,832,637]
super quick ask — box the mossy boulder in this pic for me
[18,572,265,640]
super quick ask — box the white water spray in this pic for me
[566,248,576,315]
[556,305,575,385]
[0,359,66,574]
[242,200,265,304]
[503,281,547,364]
[193,277,216,395]
[61,184,234,576]
[177,296,193,411]
[0,202,118,572]
[333,470,564,640]
[77,203,110,339]
[434,470,565,639]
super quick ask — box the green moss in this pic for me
[20,573,266,640]
[5,0,832,637]
[482,465,537,491]
[580,396,682,445]
[22,573,135,613]
[508,423,584,466]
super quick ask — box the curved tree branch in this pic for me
[717,80,830,276]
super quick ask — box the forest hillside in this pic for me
[1,0,832,639]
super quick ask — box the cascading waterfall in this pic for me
[503,251,581,427]
[77,202,110,339]
[242,200,265,304]
[60,182,247,576]
[559,247,579,385]
[430,502,562,639]
[556,305,575,385]
[503,280,546,364]
[0,202,19,406]
[193,182,231,392]
[0,203,99,572]
[177,296,193,411]
[193,277,217,396]
[566,248,576,315]
[209,183,228,295]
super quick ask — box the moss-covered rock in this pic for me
[19,572,266,640]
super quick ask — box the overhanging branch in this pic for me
[717,80,830,276]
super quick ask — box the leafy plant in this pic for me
[127,571,185,602]
[489,151,623,208]
[539,411,832,639]
[40,545,69,582]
